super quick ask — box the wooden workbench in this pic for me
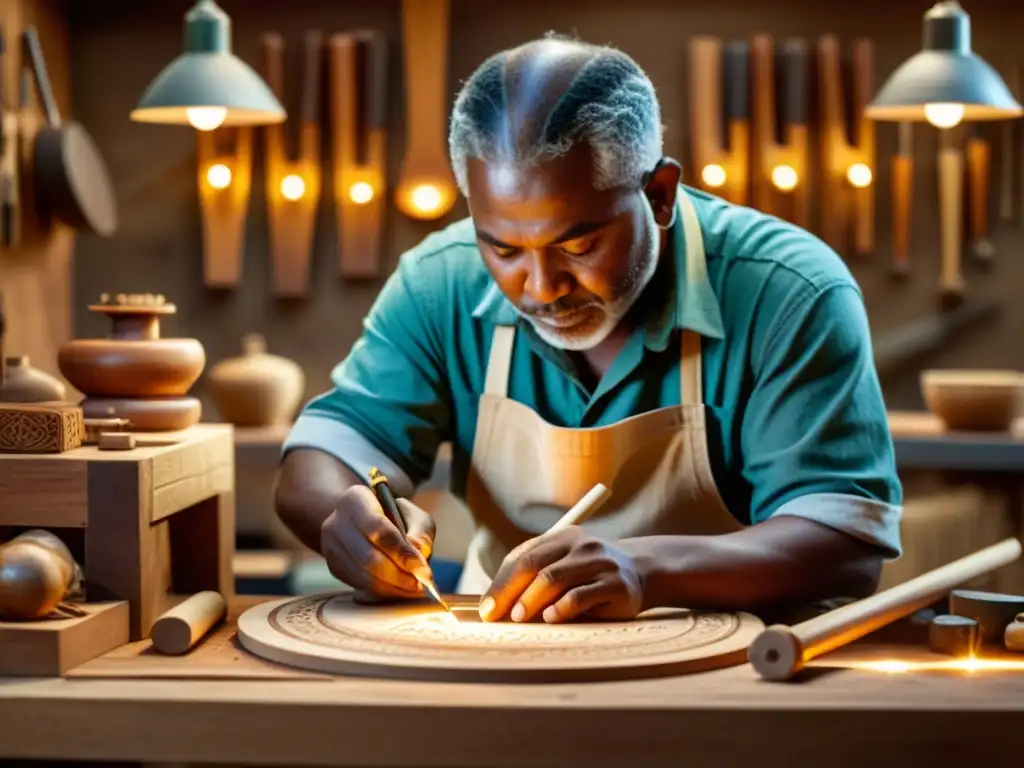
[0,598,1023,766]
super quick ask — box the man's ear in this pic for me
[642,158,682,228]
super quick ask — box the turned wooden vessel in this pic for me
[208,333,304,427]
[57,293,205,431]
[920,369,1024,432]
[0,356,66,402]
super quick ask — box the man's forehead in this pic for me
[467,149,593,193]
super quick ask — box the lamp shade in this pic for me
[866,1,1022,122]
[130,0,285,128]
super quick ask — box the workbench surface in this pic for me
[1,598,1023,766]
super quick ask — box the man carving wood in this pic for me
[274,35,902,625]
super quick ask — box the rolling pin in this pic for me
[748,537,1022,681]
[150,591,227,655]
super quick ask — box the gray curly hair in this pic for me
[448,35,664,196]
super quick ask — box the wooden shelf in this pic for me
[888,410,1024,472]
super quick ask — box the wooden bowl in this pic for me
[58,338,206,398]
[920,369,1024,432]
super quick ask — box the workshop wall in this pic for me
[0,0,74,390]
[66,0,1024,415]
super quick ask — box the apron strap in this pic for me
[681,330,703,406]
[677,190,708,407]
[484,325,516,397]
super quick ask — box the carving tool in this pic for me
[890,122,914,277]
[966,124,995,266]
[748,537,1022,681]
[368,467,450,613]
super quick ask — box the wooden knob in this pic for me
[928,614,980,657]
[150,591,227,655]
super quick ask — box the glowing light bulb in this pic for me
[701,163,727,188]
[186,106,227,132]
[410,183,443,214]
[206,163,232,190]
[771,164,798,191]
[280,174,305,201]
[924,102,965,129]
[348,181,375,204]
[846,162,873,188]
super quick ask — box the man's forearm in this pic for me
[623,516,884,612]
[273,448,363,553]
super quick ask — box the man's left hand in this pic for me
[478,527,648,623]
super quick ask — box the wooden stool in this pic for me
[0,424,235,640]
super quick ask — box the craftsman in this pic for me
[275,35,902,625]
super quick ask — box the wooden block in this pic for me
[928,614,980,656]
[83,416,129,444]
[0,600,129,676]
[0,401,83,453]
[97,432,135,451]
[949,589,1024,643]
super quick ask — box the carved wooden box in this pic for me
[0,402,84,453]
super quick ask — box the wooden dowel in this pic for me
[150,591,227,655]
[748,537,1022,681]
[548,483,611,533]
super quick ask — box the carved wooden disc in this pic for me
[237,591,764,682]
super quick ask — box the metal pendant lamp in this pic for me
[130,0,285,130]
[865,1,1022,127]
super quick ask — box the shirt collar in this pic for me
[471,186,726,343]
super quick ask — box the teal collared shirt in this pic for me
[284,186,903,557]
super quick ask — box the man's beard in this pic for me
[519,202,661,352]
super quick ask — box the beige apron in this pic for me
[457,192,744,594]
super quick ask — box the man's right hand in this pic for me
[320,485,437,600]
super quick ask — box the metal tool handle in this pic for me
[21,26,61,128]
